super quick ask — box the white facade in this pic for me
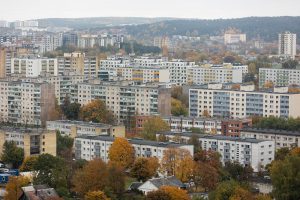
[224,33,246,44]
[259,68,300,88]
[157,132,274,172]
[74,136,193,162]
[11,58,58,77]
[278,31,297,59]
[162,116,222,134]
[189,85,300,119]
[241,128,300,150]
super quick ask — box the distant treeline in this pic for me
[125,16,300,42]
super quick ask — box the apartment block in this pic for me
[76,81,171,123]
[189,83,300,119]
[221,118,252,137]
[156,132,274,172]
[57,52,99,77]
[0,80,56,126]
[187,64,248,85]
[161,116,222,134]
[278,31,297,59]
[11,57,58,77]
[241,128,300,150]
[99,57,130,69]
[46,120,125,138]
[74,135,193,162]
[259,68,300,88]
[133,56,167,67]
[0,128,56,157]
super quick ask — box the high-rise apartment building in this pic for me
[278,31,297,59]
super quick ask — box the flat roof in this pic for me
[157,131,267,143]
[47,120,112,129]
[242,128,300,137]
[76,135,189,148]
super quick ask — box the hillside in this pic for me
[37,17,174,29]
[124,16,300,42]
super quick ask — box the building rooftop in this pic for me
[157,131,268,143]
[242,127,300,137]
[0,127,47,134]
[143,176,184,189]
[76,135,189,148]
[47,120,112,129]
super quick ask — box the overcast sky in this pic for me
[1,0,299,21]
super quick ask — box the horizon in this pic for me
[1,0,299,21]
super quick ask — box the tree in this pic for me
[194,150,222,171]
[270,155,300,200]
[146,190,171,200]
[160,186,191,200]
[56,131,74,158]
[193,162,219,192]
[131,157,159,182]
[161,148,193,180]
[33,154,69,196]
[223,161,253,182]
[282,59,298,69]
[108,138,135,169]
[84,191,110,200]
[275,147,290,161]
[142,117,170,140]
[229,186,254,200]
[106,163,126,198]
[61,95,81,120]
[1,141,24,168]
[171,86,188,107]
[202,110,210,118]
[188,134,201,153]
[72,159,109,197]
[171,98,188,117]
[263,81,273,89]
[49,98,63,120]
[4,176,30,200]
[209,180,247,200]
[19,156,38,172]
[79,99,115,124]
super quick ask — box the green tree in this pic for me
[79,99,115,124]
[275,147,290,161]
[188,134,201,153]
[1,141,24,168]
[33,154,69,197]
[142,117,170,140]
[223,161,253,182]
[270,155,300,200]
[56,131,74,158]
[19,156,38,172]
[282,59,298,69]
[61,95,81,120]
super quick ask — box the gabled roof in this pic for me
[140,176,184,189]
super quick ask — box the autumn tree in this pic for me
[208,180,252,200]
[1,141,24,168]
[161,148,193,182]
[79,99,115,124]
[160,186,191,200]
[108,138,135,169]
[131,157,159,182]
[84,191,110,200]
[194,150,222,171]
[171,86,188,107]
[49,98,63,120]
[193,162,219,192]
[270,154,300,200]
[4,176,30,200]
[275,147,290,161]
[19,156,38,172]
[72,159,109,197]
[146,190,171,200]
[142,116,170,140]
[263,81,273,89]
[106,163,126,198]
[171,98,188,117]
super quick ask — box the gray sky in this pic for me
[1,0,299,21]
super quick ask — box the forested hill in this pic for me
[125,16,300,42]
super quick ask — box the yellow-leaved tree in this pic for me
[4,176,30,200]
[142,116,170,140]
[108,138,135,169]
[84,191,110,200]
[160,186,190,200]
